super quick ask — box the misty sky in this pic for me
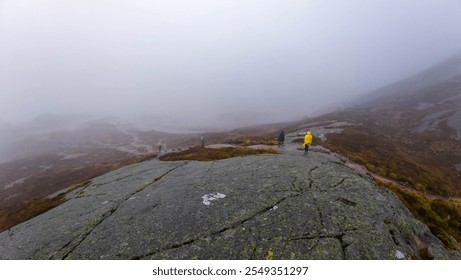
[1,0,461,126]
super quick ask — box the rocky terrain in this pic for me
[0,135,458,260]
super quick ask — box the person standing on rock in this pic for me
[304,131,313,154]
[278,131,285,146]
[201,136,206,148]
[157,142,162,153]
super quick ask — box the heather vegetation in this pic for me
[224,136,279,146]
[0,152,158,232]
[378,179,461,250]
[159,146,279,162]
[0,194,65,233]
[318,112,461,249]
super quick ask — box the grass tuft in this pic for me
[224,136,279,146]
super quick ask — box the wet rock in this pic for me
[0,151,458,259]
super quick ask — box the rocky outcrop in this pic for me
[0,149,457,259]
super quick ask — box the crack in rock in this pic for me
[71,180,92,192]
[128,163,187,199]
[73,167,157,197]
[337,234,348,259]
[313,196,325,229]
[308,166,319,176]
[58,164,185,259]
[59,209,115,259]
[336,177,346,186]
[195,161,215,189]
[329,161,347,168]
[114,168,156,182]
[288,230,356,259]
[288,230,356,242]
[250,244,258,260]
[73,193,110,199]
[132,196,291,259]
[291,182,302,194]
[389,229,400,246]
[336,197,357,207]
[138,182,319,259]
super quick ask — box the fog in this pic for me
[1,0,461,128]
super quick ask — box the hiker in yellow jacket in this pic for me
[304,131,313,154]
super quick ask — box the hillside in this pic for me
[358,54,461,105]
[0,137,458,259]
[303,56,461,249]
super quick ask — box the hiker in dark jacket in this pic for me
[157,143,162,153]
[278,131,285,146]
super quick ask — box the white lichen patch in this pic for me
[202,193,226,206]
[395,250,405,260]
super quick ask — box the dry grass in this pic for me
[376,179,461,250]
[159,146,279,161]
[322,126,460,197]
[0,180,92,232]
[0,152,158,233]
[183,125,284,148]
[0,195,65,232]
[224,136,279,146]
[122,152,159,164]
[318,116,461,248]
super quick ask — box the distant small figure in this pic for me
[278,131,285,146]
[157,143,162,153]
[163,143,167,153]
[201,136,206,148]
[304,131,313,154]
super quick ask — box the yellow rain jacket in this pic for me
[304,131,313,146]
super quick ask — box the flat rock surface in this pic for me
[0,146,457,259]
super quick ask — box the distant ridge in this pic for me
[356,54,461,105]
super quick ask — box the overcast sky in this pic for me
[1,0,461,126]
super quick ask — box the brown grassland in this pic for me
[160,146,279,162]
[0,152,158,232]
[319,115,461,249]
